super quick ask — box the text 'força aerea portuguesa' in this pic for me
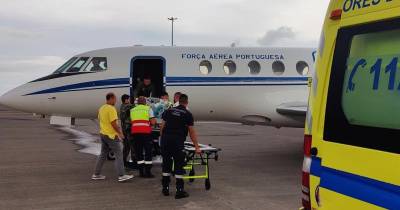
[181,53,285,60]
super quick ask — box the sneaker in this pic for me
[175,190,189,199]
[118,174,134,182]
[91,174,106,180]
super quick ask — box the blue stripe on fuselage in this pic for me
[25,78,130,95]
[167,76,308,83]
[25,76,308,95]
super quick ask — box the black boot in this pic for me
[128,161,138,170]
[144,165,154,178]
[162,176,170,196]
[175,179,189,199]
[138,164,144,177]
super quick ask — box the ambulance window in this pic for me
[52,57,77,74]
[342,30,400,130]
[65,57,89,73]
[272,61,285,75]
[296,61,309,76]
[248,60,261,75]
[324,18,400,154]
[223,60,236,75]
[83,57,107,72]
[199,60,212,75]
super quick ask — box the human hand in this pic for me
[195,146,201,154]
[117,133,125,141]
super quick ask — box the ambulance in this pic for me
[301,0,400,209]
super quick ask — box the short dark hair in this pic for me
[137,96,147,105]
[179,94,188,104]
[106,93,115,101]
[121,94,130,102]
[143,75,151,80]
[174,92,182,97]
[161,91,169,97]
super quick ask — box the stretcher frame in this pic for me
[152,118,221,190]
[180,142,221,190]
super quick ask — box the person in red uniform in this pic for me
[130,96,156,178]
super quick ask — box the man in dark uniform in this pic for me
[160,94,201,199]
[133,76,155,98]
[119,94,135,169]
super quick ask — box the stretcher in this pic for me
[147,100,221,190]
[180,142,221,190]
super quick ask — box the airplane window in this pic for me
[65,57,89,73]
[83,57,108,72]
[248,60,261,75]
[296,61,309,76]
[223,60,236,75]
[52,57,78,74]
[272,60,285,75]
[199,60,212,75]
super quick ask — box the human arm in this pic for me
[133,82,142,99]
[109,107,124,140]
[111,120,124,140]
[150,118,156,126]
[148,108,157,126]
[159,120,165,136]
[188,126,201,154]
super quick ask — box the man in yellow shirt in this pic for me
[92,93,134,182]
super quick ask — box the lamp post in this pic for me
[168,17,178,46]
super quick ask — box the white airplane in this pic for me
[0,46,315,128]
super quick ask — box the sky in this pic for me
[0,0,330,95]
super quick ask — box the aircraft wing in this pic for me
[276,102,308,116]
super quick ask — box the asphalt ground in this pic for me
[0,105,304,210]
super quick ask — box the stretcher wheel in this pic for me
[189,169,195,182]
[205,179,211,190]
[107,152,115,161]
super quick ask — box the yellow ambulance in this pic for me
[301,0,400,209]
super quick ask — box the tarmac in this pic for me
[0,105,304,210]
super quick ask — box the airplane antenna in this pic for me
[168,17,178,46]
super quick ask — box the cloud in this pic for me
[0,0,331,95]
[0,56,66,94]
[0,27,42,40]
[257,26,296,46]
[230,39,241,47]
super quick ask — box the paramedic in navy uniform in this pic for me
[159,94,201,199]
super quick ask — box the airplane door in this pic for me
[130,56,166,98]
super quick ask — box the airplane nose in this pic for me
[0,90,14,107]
[0,88,23,110]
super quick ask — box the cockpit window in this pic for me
[52,57,78,74]
[83,57,107,72]
[65,57,89,73]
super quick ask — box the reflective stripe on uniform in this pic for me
[175,175,184,179]
[130,105,152,134]
[132,123,150,127]
[162,173,171,176]
[144,161,153,165]
[137,160,145,164]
